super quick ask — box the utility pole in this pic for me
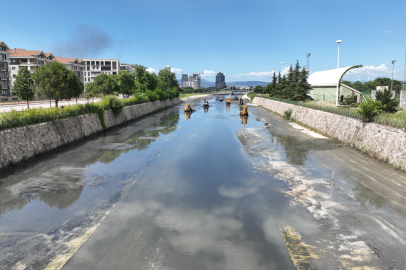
[281,62,284,73]
[403,49,406,90]
[306,53,311,72]
[391,60,396,91]
[335,40,342,106]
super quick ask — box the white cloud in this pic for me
[343,64,404,81]
[146,67,157,74]
[171,68,183,74]
[201,70,217,77]
[383,30,392,34]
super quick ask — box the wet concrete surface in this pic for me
[1,95,406,269]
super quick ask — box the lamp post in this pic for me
[391,60,396,91]
[281,62,284,73]
[368,72,370,82]
[335,40,342,106]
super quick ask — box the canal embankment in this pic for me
[0,98,182,169]
[253,96,406,170]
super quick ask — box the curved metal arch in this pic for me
[338,65,363,98]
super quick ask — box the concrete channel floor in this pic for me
[1,96,406,269]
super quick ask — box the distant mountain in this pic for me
[227,81,269,87]
[177,79,268,88]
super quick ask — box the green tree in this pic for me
[68,71,84,104]
[339,92,357,107]
[134,65,150,93]
[267,72,277,97]
[275,72,283,98]
[92,73,119,96]
[254,85,263,93]
[118,70,135,97]
[32,61,73,107]
[376,88,399,113]
[291,67,312,101]
[158,69,179,91]
[13,67,35,108]
[147,72,159,91]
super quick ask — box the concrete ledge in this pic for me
[0,98,181,169]
[253,97,406,170]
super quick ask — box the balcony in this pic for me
[0,73,9,80]
[20,61,39,66]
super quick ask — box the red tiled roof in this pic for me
[54,56,78,64]
[8,48,44,57]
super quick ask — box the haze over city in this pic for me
[3,0,405,82]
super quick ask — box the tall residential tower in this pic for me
[215,72,226,89]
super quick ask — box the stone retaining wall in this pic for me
[253,97,406,169]
[0,98,181,169]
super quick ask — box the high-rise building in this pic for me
[0,41,11,96]
[182,74,188,87]
[215,72,226,89]
[164,65,171,71]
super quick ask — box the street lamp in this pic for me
[368,72,370,81]
[335,40,342,106]
[281,62,284,73]
[391,60,396,91]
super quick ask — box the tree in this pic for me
[158,69,179,91]
[13,67,35,108]
[268,72,278,97]
[290,67,312,101]
[32,61,73,107]
[147,72,159,91]
[67,71,84,104]
[92,73,119,96]
[118,70,135,97]
[376,88,399,113]
[339,92,357,107]
[134,65,150,93]
[254,85,263,93]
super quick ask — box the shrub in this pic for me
[339,93,357,108]
[168,87,180,99]
[145,90,159,102]
[284,109,293,120]
[357,100,382,121]
[102,95,124,116]
[155,88,168,101]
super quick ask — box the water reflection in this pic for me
[184,111,192,121]
[241,115,248,127]
[0,112,180,218]
[352,183,384,209]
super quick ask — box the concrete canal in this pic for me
[1,95,406,269]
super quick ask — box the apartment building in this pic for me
[182,73,201,89]
[215,72,226,89]
[54,57,85,83]
[120,63,135,74]
[8,48,54,91]
[81,59,120,87]
[0,41,11,96]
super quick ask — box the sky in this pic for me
[2,0,406,82]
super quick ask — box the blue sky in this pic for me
[2,0,406,82]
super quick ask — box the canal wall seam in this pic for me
[253,97,406,170]
[0,98,181,169]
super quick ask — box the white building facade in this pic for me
[8,48,55,94]
[120,63,135,74]
[0,41,11,96]
[81,59,120,87]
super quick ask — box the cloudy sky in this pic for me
[3,0,405,82]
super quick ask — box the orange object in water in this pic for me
[225,98,231,105]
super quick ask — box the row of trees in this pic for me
[342,77,403,92]
[14,62,83,108]
[255,61,312,101]
[13,63,180,108]
[85,65,179,99]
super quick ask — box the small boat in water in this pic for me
[219,97,224,102]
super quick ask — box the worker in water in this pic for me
[239,98,244,105]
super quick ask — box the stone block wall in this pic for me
[0,98,181,169]
[253,97,406,169]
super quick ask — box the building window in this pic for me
[12,67,15,70]
[13,75,16,78]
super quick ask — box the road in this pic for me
[1,95,406,269]
[0,98,101,113]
